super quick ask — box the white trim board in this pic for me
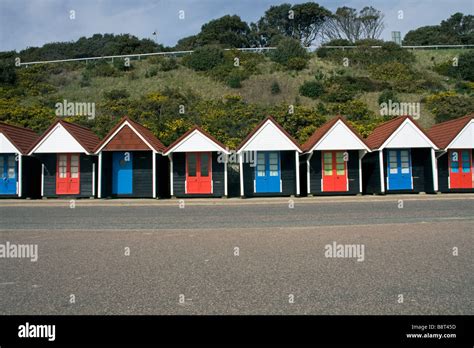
[95,121,158,154]
[237,119,301,153]
[164,129,229,155]
[308,120,370,152]
[380,118,438,150]
[446,119,474,149]
[29,123,89,154]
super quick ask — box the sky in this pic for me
[0,0,472,52]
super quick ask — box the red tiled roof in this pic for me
[94,116,165,153]
[164,125,228,154]
[0,122,40,154]
[29,119,100,154]
[302,115,368,152]
[427,114,474,149]
[365,116,436,150]
[236,116,302,152]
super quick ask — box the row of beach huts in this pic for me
[0,113,473,199]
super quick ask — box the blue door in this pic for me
[387,149,412,190]
[0,154,17,195]
[255,151,280,193]
[112,152,133,194]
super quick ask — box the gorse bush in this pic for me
[270,81,281,95]
[160,57,178,71]
[184,45,225,71]
[271,37,309,67]
[299,80,324,99]
[378,89,399,105]
[425,91,474,123]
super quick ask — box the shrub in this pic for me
[113,58,133,71]
[145,66,158,78]
[103,88,130,100]
[315,47,328,58]
[425,91,474,123]
[329,100,375,122]
[0,62,17,85]
[85,61,118,77]
[321,84,356,102]
[79,73,91,87]
[286,57,307,71]
[271,37,308,66]
[226,72,243,88]
[457,50,474,81]
[299,81,324,99]
[161,57,178,71]
[270,81,281,95]
[185,45,224,71]
[378,89,399,105]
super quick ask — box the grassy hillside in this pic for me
[2,47,473,147]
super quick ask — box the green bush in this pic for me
[457,50,474,81]
[161,57,178,71]
[79,72,91,87]
[113,58,133,71]
[425,91,474,123]
[103,88,130,100]
[271,37,309,67]
[145,66,158,78]
[321,84,356,102]
[270,81,281,95]
[85,60,119,77]
[378,89,399,105]
[328,100,375,122]
[185,45,224,71]
[286,57,307,71]
[0,62,17,85]
[226,72,243,88]
[299,81,324,99]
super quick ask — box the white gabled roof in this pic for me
[29,122,89,154]
[381,118,438,150]
[237,118,301,153]
[310,119,370,152]
[447,119,474,149]
[0,132,21,153]
[164,127,230,155]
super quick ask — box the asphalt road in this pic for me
[0,195,473,315]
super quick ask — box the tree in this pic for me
[255,2,330,47]
[322,6,384,42]
[199,15,251,48]
[403,13,474,45]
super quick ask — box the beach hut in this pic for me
[236,116,302,197]
[94,117,167,198]
[428,114,474,192]
[0,122,41,198]
[164,126,230,198]
[303,116,371,195]
[362,116,439,194]
[28,120,100,198]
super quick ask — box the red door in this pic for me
[56,154,80,194]
[186,152,212,194]
[449,149,473,189]
[322,151,347,192]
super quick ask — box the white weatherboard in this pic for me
[310,120,369,152]
[382,119,437,149]
[165,129,229,154]
[447,120,474,149]
[238,120,300,153]
[0,133,20,153]
[31,123,87,154]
